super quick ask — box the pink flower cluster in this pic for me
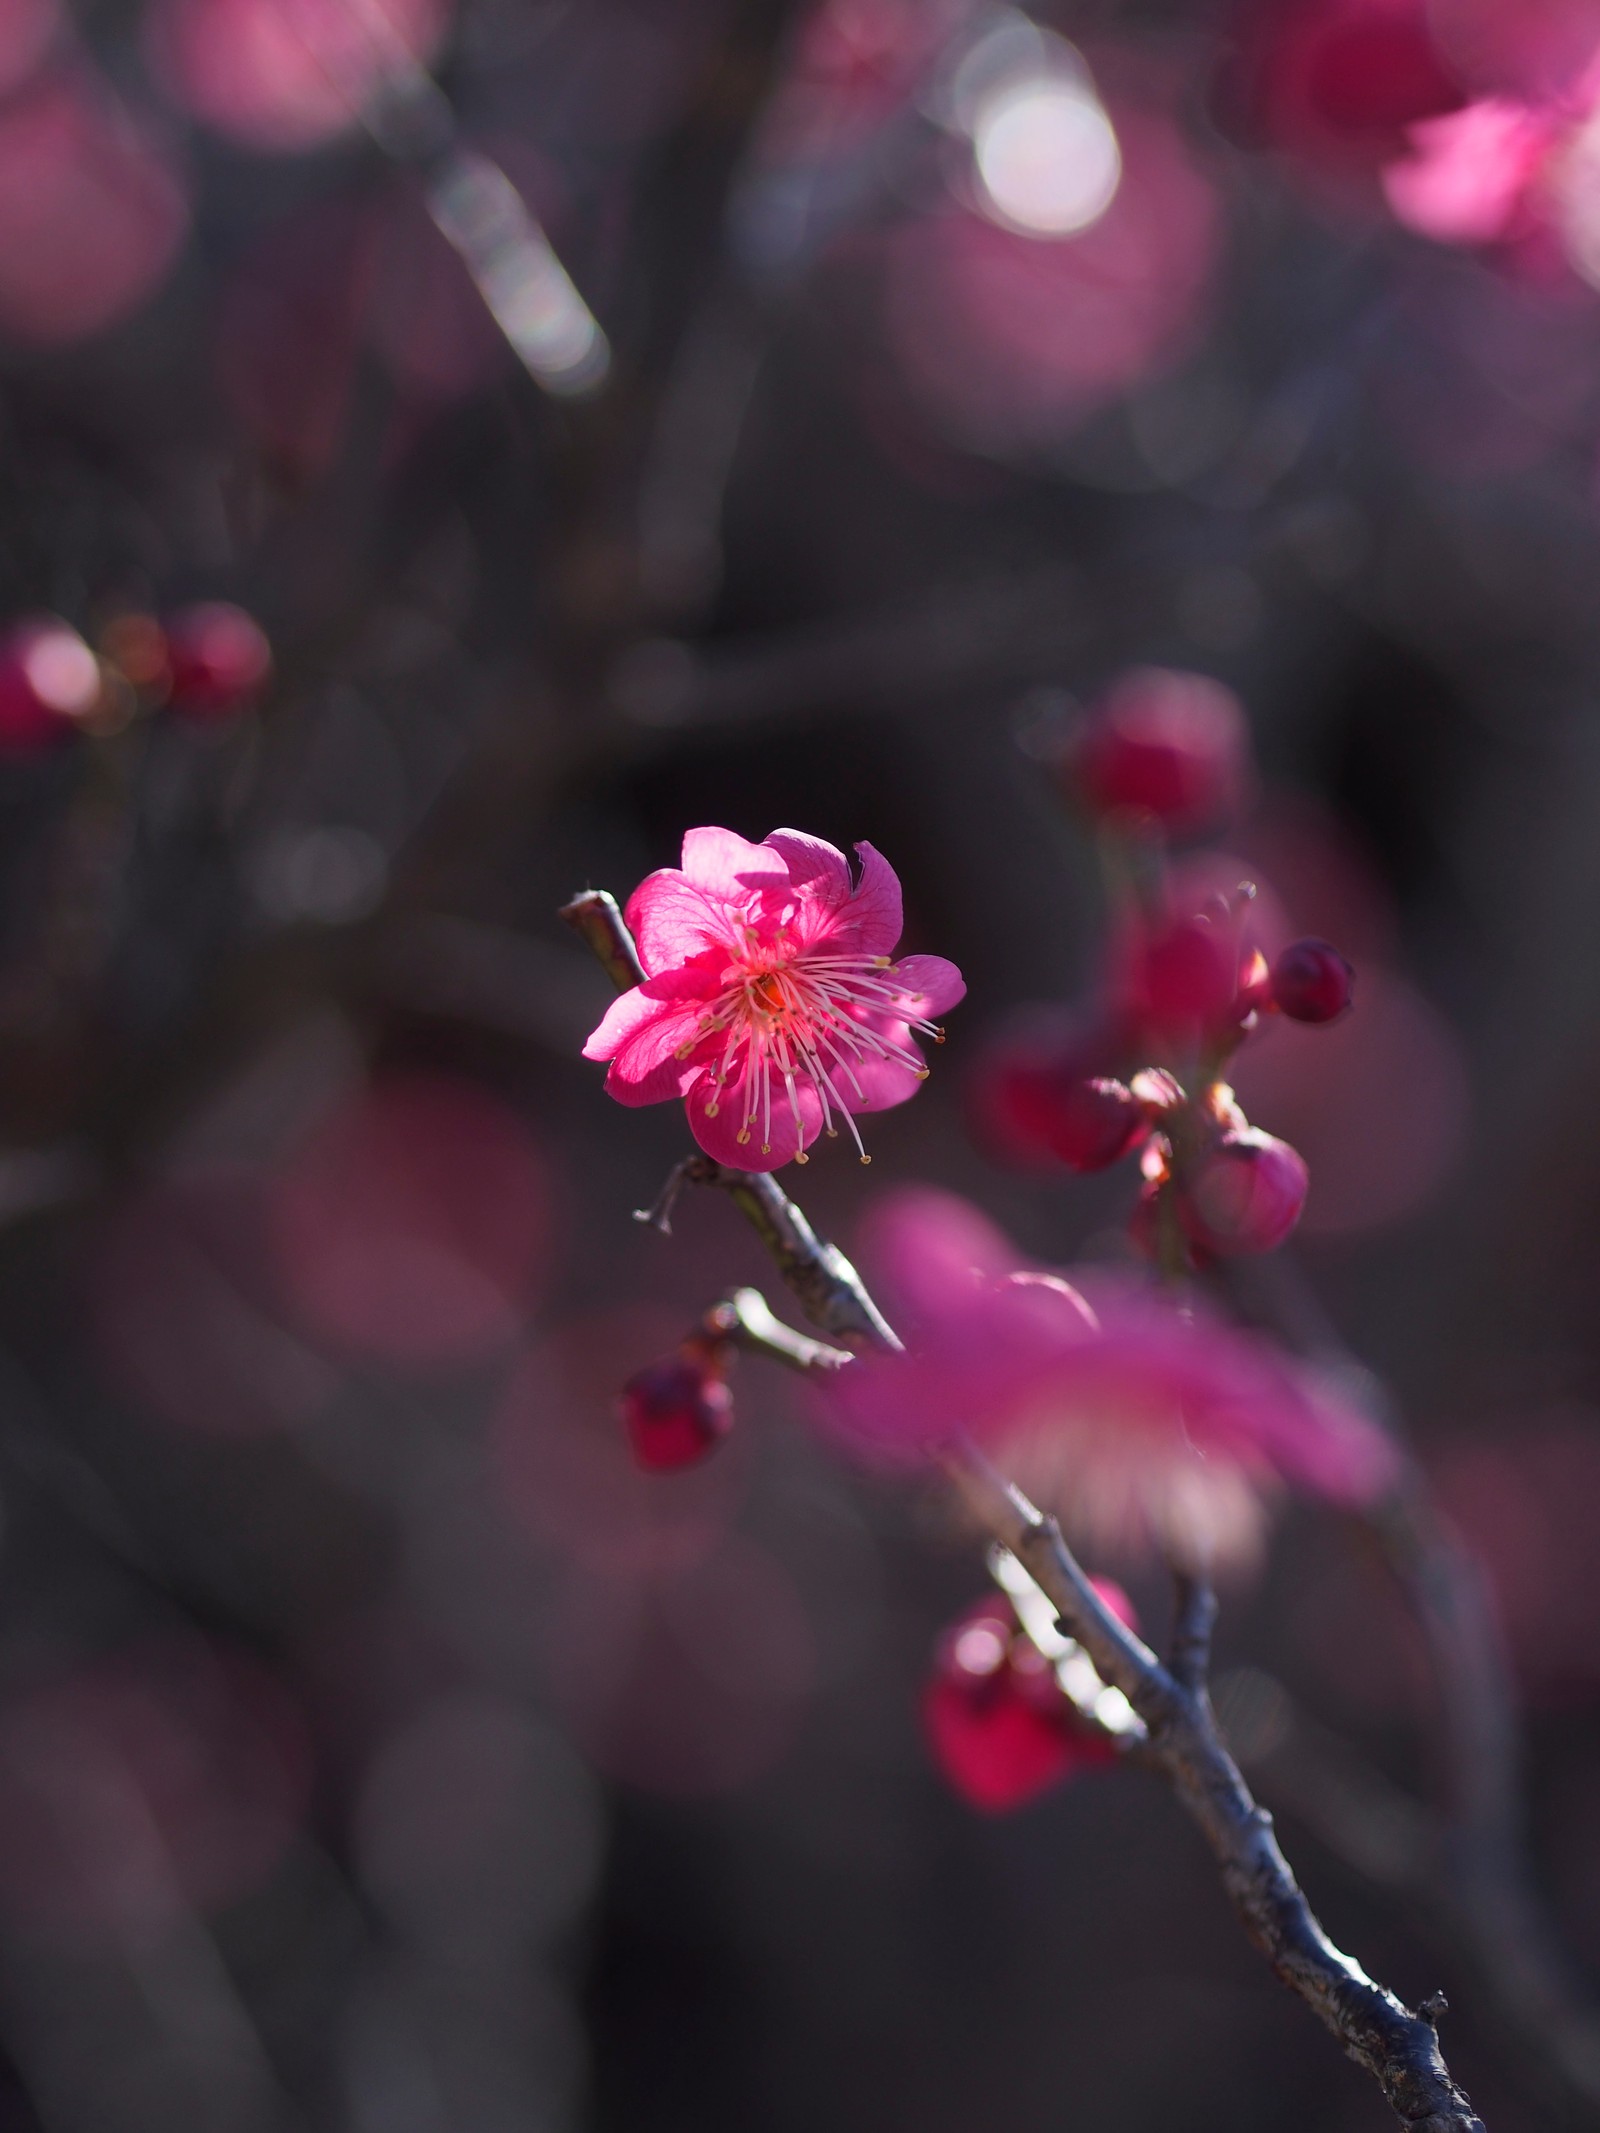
[823,1189,1395,1565]
[969,673,1357,1264]
[585,828,965,1172]
[1233,0,1600,276]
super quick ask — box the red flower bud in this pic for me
[1270,937,1354,1024]
[163,602,272,722]
[922,1585,1135,1813]
[1067,668,1250,834]
[1051,1078,1147,1172]
[1175,1128,1309,1257]
[0,616,101,753]
[966,1022,1143,1172]
[619,1352,733,1471]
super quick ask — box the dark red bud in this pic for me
[1270,938,1354,1024]
[1175,1128,1309,1257]
[619,1353,733,1471]
[163,603,272,722]
[0,616,101,754]
[967,1028,1143,1172]
[923,1600,1105,1812]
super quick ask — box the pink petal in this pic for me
[582,984,669,1062]
[887,954,966,1018]
[861,1186,1017,1328]
[584,968,719,1104]
[838,840,904,957]
[680,826,788,896]
[763,829,852,901]
[685,1062,822,1170]
[828,1035,925,1115]
[624,870,737,973]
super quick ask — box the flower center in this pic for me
[686,940,946,1163]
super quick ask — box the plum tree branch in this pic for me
[564,883,1487,2133]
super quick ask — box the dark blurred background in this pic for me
[0,0,1595,2126]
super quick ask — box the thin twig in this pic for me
[566,884,1487,2133]
[704,1286,855,1373]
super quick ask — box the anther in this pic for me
[736,1129,751,1145]
[859,1153,872,1165]
[761,1142,771,1153]
[705,1102,720,1117]
[931,1026,946,1044]
[794,1150,808,1164]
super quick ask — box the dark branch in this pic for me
[1170,1572,1219,1694]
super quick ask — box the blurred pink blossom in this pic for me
[270,1073,548,1367]
[1230,0,1465,182]
[0,1638,308,1946]
[145,0,452,153]
[584,827,964,1170]
[0,70,188,344]
[823,1188,1396,1566]
[1382,98,1556,244]
[884,82,1221,452]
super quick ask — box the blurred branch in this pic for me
[567,885,1487,2133]
[1225,1251,1600,2117]
[1170,1570,1219,1695]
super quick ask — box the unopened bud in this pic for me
[0,616,102,754]
[1176,1128,1309,1257]
[1066,668,1250,834]
[163,603,273,722]
[619,1350,733,1471]
[1270,938,1354,1024]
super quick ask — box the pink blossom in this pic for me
[1381,98,1556,244]
[583,828,965,1171]
[822,1188,1397,1566]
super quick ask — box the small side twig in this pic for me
[704,1287,855,1374]
[559,890,646,991]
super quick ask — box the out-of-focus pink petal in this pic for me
[859,1186,1016,1328]
[685,1068,822,1170]
[824,1192,1394,1560]
[1381,100,1551,244]
[146,0,451,154]
[887,954,966,1017]
[680,826,788,895]
[0,73,189,346]
[625,871,737,972]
